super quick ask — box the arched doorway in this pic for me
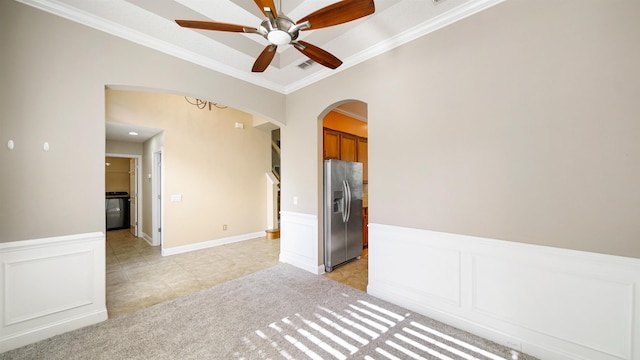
[104,89,283,317]
[318,100,369,291]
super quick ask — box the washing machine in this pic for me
[106,192,130,230]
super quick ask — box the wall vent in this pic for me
[297,59,315,69]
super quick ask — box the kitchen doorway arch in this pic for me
[317,99,369,291]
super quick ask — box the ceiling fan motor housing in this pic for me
[258,16,303,45]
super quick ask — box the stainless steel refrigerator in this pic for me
[324,159,363,272]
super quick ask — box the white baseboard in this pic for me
[141,231,154,246]
[279,211,321,274]
[0,232,108,352]
[367,223,640,360]
[161,231,265,256]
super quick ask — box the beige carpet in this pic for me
[1,264,536,360]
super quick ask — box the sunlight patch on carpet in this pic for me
[237,298,517,360]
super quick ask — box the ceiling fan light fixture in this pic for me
[267,30,291,46]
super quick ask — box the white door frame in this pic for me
[152,149,164,248]
[129,157,139,237]
[106,153,142,236]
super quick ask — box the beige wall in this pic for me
[106,140,143,156]
[105,157,130,193]
[107,90,271,248]
[283,0,640,258]
[0,1,283,243]
[2,0,639,258]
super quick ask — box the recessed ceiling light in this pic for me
[128,131,139,136]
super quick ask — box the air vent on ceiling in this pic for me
[433,0,446,4]
[297,59,315,70]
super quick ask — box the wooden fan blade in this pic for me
[254,0,277,17]
[252,45,277,72]
[297,0,375,30]
[294,41,342,69]
[175,20,256,32]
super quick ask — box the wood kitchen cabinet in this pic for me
[340,133,357,162]
[323,128,368,182]
[323,129,341,160]
[357,138,367,183]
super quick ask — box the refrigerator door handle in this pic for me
[341,180,349,223]
[344,180,351,222]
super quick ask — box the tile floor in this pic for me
[106,229,368,318]
[323,248,368,291]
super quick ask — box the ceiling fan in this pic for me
[175,0,375,72]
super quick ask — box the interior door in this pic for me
[129,158,138,236]
[153,151,163,246]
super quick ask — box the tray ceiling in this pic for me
[18,0,504,94]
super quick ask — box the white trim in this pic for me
[265,172,280,230]
[367,223,640,360]
[279,211,321,274]
[0,233,108,352]
[141,231,154,246]
[152,149,163,247]
[17,0,506,95]
[14,0,283,93]
[161,232,265,257]
[331,107,368,123]
[282,0,507,94]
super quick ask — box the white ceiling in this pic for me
[105,122,163,144]
[19,0,504,95]
[20,0,503,143]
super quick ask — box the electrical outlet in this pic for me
[223,224,228,231]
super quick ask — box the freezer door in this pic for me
[324,160,363,272]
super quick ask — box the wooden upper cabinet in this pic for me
[357,138,368,182]
[323,128,368,183]
[323,129,340,160]
[340,133,357,162]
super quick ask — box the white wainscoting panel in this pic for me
[279,211,321,274]
[0,232,108,352]
[367,223,640,360]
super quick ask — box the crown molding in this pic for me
[17,0,506,95]
[283,0,506,94]
[332,108,368,123]
[15,0,288,93]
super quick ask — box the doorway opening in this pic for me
[319,100,369,291]
[105,154,141,237]
[104,89,283,318]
